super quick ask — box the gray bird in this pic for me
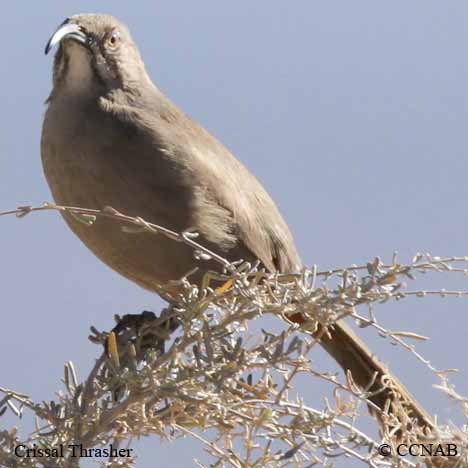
[42,14,433,432]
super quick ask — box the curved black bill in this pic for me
[45,22,87,55]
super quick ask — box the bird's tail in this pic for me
[289,313,434,435]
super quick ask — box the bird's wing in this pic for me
[177,112,302,274]
[101,90,301,274]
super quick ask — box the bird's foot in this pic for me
[92,307,181,401]
[101,307,181,370]
[88,308,181,364]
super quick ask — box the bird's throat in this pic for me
[61,42,95,95]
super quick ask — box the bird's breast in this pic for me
[40,98,204,290]
[42,99,190,225]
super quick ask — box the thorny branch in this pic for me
[1,204,468,467]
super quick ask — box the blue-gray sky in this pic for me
[2,1,468,466]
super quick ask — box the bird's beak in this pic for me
[45,21,88,55]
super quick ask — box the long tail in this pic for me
[289,313,435,433]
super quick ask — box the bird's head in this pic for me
[45,14,150,95]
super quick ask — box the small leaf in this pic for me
[121,225,148,234]
[69,211,96,226]
[390,331,429,341]
[280,442,305,460]
[106,332,120,368]
[16,206,32,218]
[379,273,397,285]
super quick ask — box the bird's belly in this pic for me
[41,139,204,291]
[63,211,203,291]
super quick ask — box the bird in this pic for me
[41,14,434,434]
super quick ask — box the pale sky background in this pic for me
[2,1,468,467]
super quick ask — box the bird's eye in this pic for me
[106,29,121,49]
